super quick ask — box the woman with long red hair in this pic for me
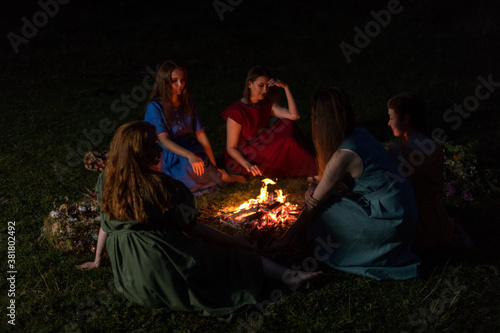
[78,120,320,319]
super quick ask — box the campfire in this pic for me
[215,178,301,231]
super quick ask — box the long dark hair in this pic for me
[102,121,172,223]
[311,87,356,176]
[145,60,195,125]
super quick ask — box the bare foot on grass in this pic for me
[283,270,323,291]
[220,169,247,183]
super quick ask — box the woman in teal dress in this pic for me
[273,87,420,280]
[78,120,321,319]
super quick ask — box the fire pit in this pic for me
[214,178,301,233]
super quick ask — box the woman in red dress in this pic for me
[221,65,317,178]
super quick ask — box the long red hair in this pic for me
[102,121,171,223]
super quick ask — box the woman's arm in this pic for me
[269,80,300,120]
[77,228,108,270]
[273,150,362,246]
[157,132,205,176]
[226,117,262,176]
[188,223,256,250]
[195,129,217,166]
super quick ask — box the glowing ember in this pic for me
[216,178,301,230]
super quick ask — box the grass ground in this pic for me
[1,0,500,332]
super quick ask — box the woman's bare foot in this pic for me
[220,169,247,183]
[282,270,323,291]
[229,174,246,183]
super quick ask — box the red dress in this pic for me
[397,143,455,253]
[221,99,317,178]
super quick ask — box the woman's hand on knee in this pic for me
[188,153,205,175]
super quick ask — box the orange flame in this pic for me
[236,178,277,211]
[220,178,300,228]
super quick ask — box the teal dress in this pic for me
[96,173,263,320]
[308,128,420,280]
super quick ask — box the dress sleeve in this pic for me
[144,101,169,135]
[221,102,244,125]
[95,172,112,233]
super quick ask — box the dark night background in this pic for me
[2,0,500,139]
[1,0,500,332]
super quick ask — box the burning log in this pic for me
[214,178,302,232]
[228,206,259,221]
[240,202,281,223]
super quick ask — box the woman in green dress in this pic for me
[78,120,320,319]
[272,87,421,280]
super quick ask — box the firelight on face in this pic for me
[248,76,270,103]
[171,68,186,97]
[387,108,409,138]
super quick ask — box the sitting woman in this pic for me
[78,120,320,319]
[272,87,421,280]
[386,93,473,253]
[222,65,317,178]
[145,60,242,195]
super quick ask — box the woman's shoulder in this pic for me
[352,127,373,138]
[402,133,443,157]
[146,99,161,107]
[222,100,246,120]
[96,172,105,192]
[341,127,375,146]
[225,99,245,110]
[145,99,162,115]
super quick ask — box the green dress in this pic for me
[96,173,263,320]
[308,128,421,280]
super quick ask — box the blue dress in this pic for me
[145,100,223,194]
[308,128,421,280]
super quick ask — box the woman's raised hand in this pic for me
[268,78,288,89]
[188,153,205,175]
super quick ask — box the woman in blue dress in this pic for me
[273,87,421,280]
[144,60,243,195]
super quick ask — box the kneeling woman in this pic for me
[273,87,421,280]
[79,121,320,319]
